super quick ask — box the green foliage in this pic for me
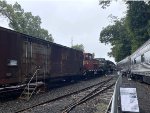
[126,1,150,52]
[100,19,131,62]
[99,1,150,62]
[71,44,84,52]
[99,1,111,9]
[0,0,53,42]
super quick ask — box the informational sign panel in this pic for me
[120,88,139,112]
[8,60,17,66]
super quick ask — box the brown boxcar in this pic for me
[0,27,83,86]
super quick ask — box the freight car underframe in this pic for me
[0,72,104,93]
[83,69,104,76]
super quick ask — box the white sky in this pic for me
[0,0,127,63]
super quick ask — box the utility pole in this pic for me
[71,37,73,47]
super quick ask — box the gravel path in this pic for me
[0,75,117,113]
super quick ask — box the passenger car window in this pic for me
[141,54,145,62]
[134,59,136,64]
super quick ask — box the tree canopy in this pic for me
[99,1,150,62]
[126,1,150,52]
[0,0,54,42]
[100,18,131,62]
[71,44,84,52]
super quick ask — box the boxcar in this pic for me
[0,27,83,86]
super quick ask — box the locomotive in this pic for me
[117,39,150,84]
[95,58,116,75]
[83,53,100,75]
[83,54,116,76]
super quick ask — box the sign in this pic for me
[120,88,139,112]
[8,60,18,66]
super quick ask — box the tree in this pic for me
[99,1,111,9]
[126,1,150,52]
[99,1,150,61]
[0,0,53,42]
[100,19,131,62]
[71,44,84,52]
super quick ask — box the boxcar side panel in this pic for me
[50,44,62,77]
[49,45,83,78]
[0,28,22,85]
[0,27,84,86]
[21,39,51,82]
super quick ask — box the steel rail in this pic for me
[15,77,113,113]
[62,82,115,113]
[62,78,113,111]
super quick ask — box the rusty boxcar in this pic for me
[0,27,83,87]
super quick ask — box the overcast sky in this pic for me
[0,0,127,63]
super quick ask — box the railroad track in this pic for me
[15,77,115,113]
[61,78,115,113]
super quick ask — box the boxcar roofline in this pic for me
[0,27,82,53]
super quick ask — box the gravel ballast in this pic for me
[21,76,117,113]
[0,75,117,113]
